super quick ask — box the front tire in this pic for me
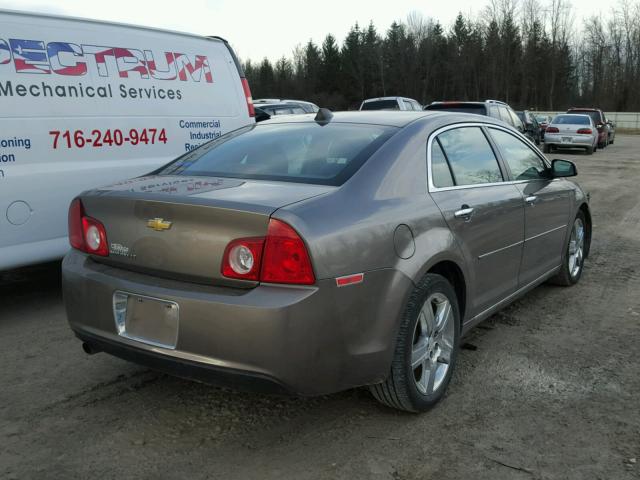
[551,211,587,286]
[369,274,460,412]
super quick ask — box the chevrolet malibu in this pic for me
[62,110,591,412]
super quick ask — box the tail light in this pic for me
[68,198,109,256]
[221,219,315,285]
[546,127,559,133]
[241,78,255,117]
[577,128,592,134]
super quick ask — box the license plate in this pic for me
[561,137,572,143]
[113,291,179,349]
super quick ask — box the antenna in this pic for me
[314,108,333,125]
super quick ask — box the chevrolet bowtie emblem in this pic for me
[147,218,172,231]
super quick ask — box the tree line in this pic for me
[242,0,640,112]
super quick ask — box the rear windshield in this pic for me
[553,115,590,125]
[425,104,487,115]
[569,110,600,123]
[157,123,397,186]
[361,100,399,110]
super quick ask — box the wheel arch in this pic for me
[579,202,592,258]
[427,260,467,323]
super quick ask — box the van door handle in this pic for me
[525,195,538,205]
[454,206,475,220]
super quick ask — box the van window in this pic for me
[159,123,397,186]
[436,127,503,185]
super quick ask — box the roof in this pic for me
[256,110,505,129]
[0,8,222,42]
[361,97,418,103]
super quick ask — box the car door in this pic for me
[487,127,572,286]
[428,125,525,316]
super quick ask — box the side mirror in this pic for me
[551,159,577,178]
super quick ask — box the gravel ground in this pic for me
[1,136,639,480]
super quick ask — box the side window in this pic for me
[489,128,547,180]
[402,100,413,110]
[508,109,522,129]
[437,127,503,185]
[430,140,455,187]
[412,101,422,111]
[498,106,512,125]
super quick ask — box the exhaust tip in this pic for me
[82,342,100,355]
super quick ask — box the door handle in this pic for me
[525,195,538,205]
[454,206,475,220]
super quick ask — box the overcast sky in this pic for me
[1,0,613,62]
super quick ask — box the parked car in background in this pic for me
[606,119,616,144]
[425,100,525,134]
[544,114,598,154]
[253,102,308,122]
[0,9,254,271]
[63,110,591,413]
[535,114,553,139]
[566,108,609,148]
[360,97,423,111]
[254,99,319,113]
[516,110,541,145]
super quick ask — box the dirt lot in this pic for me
[2,136,639,480]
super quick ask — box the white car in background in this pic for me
[0,9,255,270]
[543,114,599,155]
[360,96,422,111]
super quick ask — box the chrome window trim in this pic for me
[427,122,550,193]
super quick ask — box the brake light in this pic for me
[577,128,592,134]
[68,198,109,256]
[261,219,315,285]
[241,77,255,117]
[546,127,559,133]
[221,219,315,285]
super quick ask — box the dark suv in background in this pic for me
[566,108,612,148]
[516,110,542,145]
[425,100,525,134]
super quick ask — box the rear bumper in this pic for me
[62,250,411,396]
[544,133,594,148]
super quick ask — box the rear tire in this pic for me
[585,146,593,155]
[369,274,460,412]
[551,211,587,286]
[543,143,551,153]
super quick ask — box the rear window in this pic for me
[158,123,397,186]
[568,110,600,124]
[425,104,487,115]
[361,100,400,110]
[554,115,590,125]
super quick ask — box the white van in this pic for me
[0,9,255,270]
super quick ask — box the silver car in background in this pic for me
[543,114,598,154]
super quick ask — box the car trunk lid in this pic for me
[80,175,332,286]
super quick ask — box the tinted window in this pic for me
[569,110,601,124]
[437,127,503,185]
[361,100,399,110]
[553,115,590,125]
[430,140,454,187]
[158,123,397,186]
[489,129,547,180]
[425,104,487,115]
